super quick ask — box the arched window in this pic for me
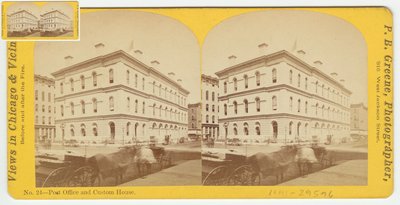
[159,105,162,117]
[224,104,227,115]
[315,103,319,116]
[80,75,85,90]
[272,96,277,110]
[142,78,145,90]
[142,102,145,114]
[60,82,64,94]
[255,123,261,135]
[61,105,64,117]
[135,74,138,87]
[212,105,215,112]
[244,123,249,135]
[92,98,97,113]
[206,91,209,100]
[305,101,308,114]
[70,126,75,137]
[212,115,215,123]
[289,97,293,111]
[48,105,51,113]
[109,122,115,140]
[92,123,98,136]
[305,77,308,90]
[322,105,325,117]
[212,92,215,101]
[233,101,238,114]
[315,81,318,93]
[153,103,156,116]
[255,71,260,86]
[289,70,293,84]
[297,99,301,112]
[233,124,238,136]
[206,115,209,123]
[81,100,85,114]
[109,96,114,111]
[153,81,156,94]
[322,84,325,96]
[272,68,277,83]
[92,72,97,87]
[126,122,131,136]
[127,97,130,110]
[233,78,238,91]
[70,102,74,115]
[206,104,209,111]
[289,121,293,135]
[272,121,278,139]
[255,97,260,112]
[81,124,86,137]
[126,70,130,84]
[297,74,301,87]
[109,69,114,83]
[159,84,161,96]
[244,99,248,113]
[244,75,248,89]
[224,81,227,93]
[135,100,138,113]
[70,78,74,91]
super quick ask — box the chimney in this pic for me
[340,79,345,83]
[297,50,306,55]
[330,72,338,78]
[168,72,175,77]
[133,49,143,60]
[258,43,268,55]
[64,55,73,66]
[94,43,105,56]
[228,55,237,65]
[177,79,182,84]
[151,60,160,68]
[313,60,323,66]
[134,50,143,55]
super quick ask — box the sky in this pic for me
[202,10,368,105]
[7,2,73,19]
[35,10,200,103]
[7,2,40,18]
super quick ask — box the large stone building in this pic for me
[52,43,189,145]
[7,10,39,32]
[40,10,71,32]
[215,43,352,144]
[34,75,56,143]
[201,74,219,140]
[188,103,202,139]
[350,103,368,141]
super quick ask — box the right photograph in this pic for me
[201,10,368,186]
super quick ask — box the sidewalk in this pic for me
[119,160,202,186]
[279,160,367,186]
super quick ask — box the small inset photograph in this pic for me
[3,1,78,39]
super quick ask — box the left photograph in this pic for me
[33,10,202,187]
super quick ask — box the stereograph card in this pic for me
[5,4,393,199]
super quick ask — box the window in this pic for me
[109,97,114,111]
[48,93,51,102]
[233,101,238,114]
[206,115,209,123]
[289,70,293,84]
[244,75,248,89]
[70,78,74,91]
[35,116,38,124]
[135,74,138,88]
[315,81,318,93]
[233,78,238,91]
[206,104,209,111]
[35,90,38,100]
[81,124,86,137]
[142,102,145,114]
[48,106,51,113]
[206,91,209,100]
[48,117,51,125]
[212,115,215,123]
[42,91,45,101]
[126,123,130,136]
[153,104,156,116]
[109,69,114,83]
[127,97,130,110]
[93,124,98,136]
[153,81,156,94]
[35,104,38,111]
[297,99,301,112]
[61,105,64,116]
[92,98,97,113]
[126,70,130,84]
[142,78,145,90]
[297,74,301,87]
[244,99,248,113]
[70,102,74,115]
[212,92,215,101]
[272,68,277,83]
[42,116,45,124]
[135,100,138,113]
[92,72,97,87]
[315,103,319,116]
[256,71,260,86]
[42,105,45,112]
[305,101,308,114]
[244,123,249,135]
[224,104,227,115]
[289,121,293,135]
[212,105,215,112]
[289,97,293,111]
[80,75,85,90]
[60,83,64,94]
[305,77,308,90]
[224,81,227,93]
[255,97,260,112]
[272,96,277,110]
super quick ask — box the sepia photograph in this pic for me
[6,1,74,37]
[33,10,201,187]
[201,10,368,186]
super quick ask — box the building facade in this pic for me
[34,75,56,143]
[350,103,368,141]
[40,10,71,32]
[188,103,202,139]
[52,43,189,145]
[215,43,352,144]
[7,10,39,32]
[201,74,219,140]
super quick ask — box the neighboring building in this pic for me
[7,10,39,32]
[215,43,352,144]
[350,103,368,141]
[201,74,219,140]
[34,75,56,143]
[188,103,202,140]
[52,43,189,145]
[40,10,71,32]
